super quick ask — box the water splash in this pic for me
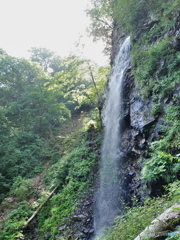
[93,36,131,239]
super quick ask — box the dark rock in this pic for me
[44,232,51,239]
[129,171,135,176]
[71,214,86,221]
[74,232,86,238]
[130,93,155,132]
[172,37,180,51]
[142,151,150,158]
[80,227,94,235]
[55,235,61,239]
[82,227,89,233]
[89,229,94,234]
[144,20,160,29]
[84,201,92,206]
[58,224,67,231]
[132,147,141,155]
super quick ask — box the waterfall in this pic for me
[93,36,131,239]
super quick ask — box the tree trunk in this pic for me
[23,186,58,229]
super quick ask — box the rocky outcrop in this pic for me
[118,8,180,203]
[36,9,180,240]
[55,193,94,240]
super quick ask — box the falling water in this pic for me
[93,36,131,239]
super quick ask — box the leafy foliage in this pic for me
[10,176,35,201]
[133,39,180,102]
[29,47,56,72]
[114,0,180,34]
[0,201,33,240]
[36,126,101,239]
[100,181,180,240]
[115,0,180,185]
[142,105,180,184]
[0,49,104,239]
[0,128,59,201]
[0,48,106,202]
[142,151,179,183]
[87,0,114,53]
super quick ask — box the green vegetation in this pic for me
[113,0,180,186]
[88,0,180,239]
[0,47,108,239]
[0,49,108,200]
[87,0,113,53]
[0,124,101,239]
[113,0,180,35]
[133,39,180,101]
[1,201,33,240]
[1,0,180,239]
[142,105,180,184]
[125,1,180,173]
[100,181,180,240]
[88,0,180,186]
[37,128,101,239]
[9,176,35,201]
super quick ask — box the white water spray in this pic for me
[93,36,131,239]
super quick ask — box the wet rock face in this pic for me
[54,14,180,237]
[118,69,166,205]
[111,27,128,66]
[122,67,166,150]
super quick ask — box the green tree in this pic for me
[87,0,114,54]
[0,52,70,133]
[29,47,55,72]
[29,47,64,75]
[0,51,70,200]
[51,56,92,111]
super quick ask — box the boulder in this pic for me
[71,214,86,221]
[58,225,66,231]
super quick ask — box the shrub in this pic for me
[10,176,34,201]
[141,151,179,183]
[152,103,163,116]
[0,201,32,240]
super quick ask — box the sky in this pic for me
[0,0,108,65]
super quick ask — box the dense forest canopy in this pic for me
[0,48,109,201]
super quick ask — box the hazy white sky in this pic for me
[0,0,107,65]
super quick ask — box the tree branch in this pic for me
[23,186,58,229]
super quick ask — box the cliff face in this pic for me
[72,7,180,238]
[27,3,180,239]
[116,6,180,202]
[57,5,180,239]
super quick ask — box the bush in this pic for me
[10,176,34,201]
[0,201,32,240]
[152,103,163,116]
[141,151,179,183]
[38,127,101,239]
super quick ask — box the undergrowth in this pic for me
[0,122,101,240]
[100,181,180,240]
[38,127,101,239]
